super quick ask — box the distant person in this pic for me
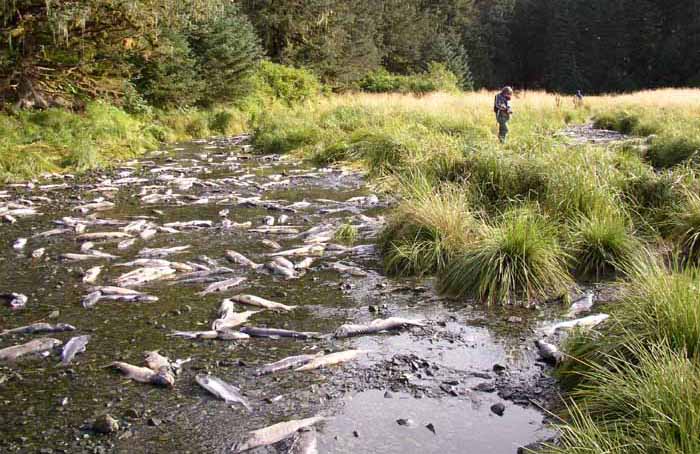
[574,89,584,107]
[494,86,514,143]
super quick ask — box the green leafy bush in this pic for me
[359,63,460,94]
[251,61,323,105]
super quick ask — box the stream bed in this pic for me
[0,137,562,453]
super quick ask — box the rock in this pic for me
[490,403,506,416]
[92,415,119,434]
[124,409,141,419]
[507,316,523,323]
[147,417,161,427]
[396,418,415,427]
[368,305,379,313]
[383,391,394,399]
[425,423,436,434]
[352,430,360,438]
[473,382,496,393]
[518,441,547,453]
[492,364,507,374]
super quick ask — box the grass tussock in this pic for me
[549,340,700,454]
[665,191,700,264]
[380,182,481,276]
[334,223,358,245]
[568,208,645,280]
[438,208,572,305]
[558,263,700,386]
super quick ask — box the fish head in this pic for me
[152,371,175,387]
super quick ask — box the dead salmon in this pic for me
[535,339,562,365]
[61,335,90,366]
[0,338,62,362]
[255,353,322,376]
[233,416,325,453]
[212,310,260,331]
[295,350,368,371]
[333,318,425,338]
[228,294,296,312]
[198,277,247,296]
[108,361,174,387]
[268,245,324,258]
[239,327,318,340]
[0,323,75,336]
[289,429,318,454]
[82,266,102,284]
[1,293,27,310]
[225,250,260,269]
[115,266,176,287]
[195,375,251,411]
[77,232,132,242]
[138,245,191,257]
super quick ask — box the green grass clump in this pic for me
[334,223,358,245]
[380,183,481,276]
[568,209,644,280]
[251,109,322,154]
[438,208,572,305]
[665,191,700,263]
[559,264,700,386]
[549,340,700,454]
[647,135,700,168]
[593,110,659,136]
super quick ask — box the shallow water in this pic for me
[0,138,562,453]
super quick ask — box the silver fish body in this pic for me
[195,375,251,411]
[61,335,90,365]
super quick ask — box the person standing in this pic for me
[494,86,514,143]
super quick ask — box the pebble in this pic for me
[147,417,162,427]
[473,382,496,393]
[425,423,436,434]
[92,414,119,434]
[490,403,506,416]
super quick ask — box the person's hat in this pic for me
[502,86,514,94]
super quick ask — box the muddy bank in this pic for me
[0,136,584,453]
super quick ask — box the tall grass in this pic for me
[438,207,572,305]
[665,191,700,263]
[558,263,700,387]
[548,340,700,454]
[379,180,481,276]
[568,208,645,280]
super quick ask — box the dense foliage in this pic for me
[242,0,700,93]
[0,0,262,108]
[2,0,697,108]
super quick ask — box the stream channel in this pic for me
[0,136,566,453]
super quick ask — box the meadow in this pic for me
[3,88,700,451]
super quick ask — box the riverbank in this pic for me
[3,88,700,452]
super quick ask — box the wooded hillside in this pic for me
[2,0,698,108]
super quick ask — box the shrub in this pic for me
[251,61,323,105]
[358,63,460,94]
[438,208,572,305]
[185,116,210,138]
[208,110,247,136]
